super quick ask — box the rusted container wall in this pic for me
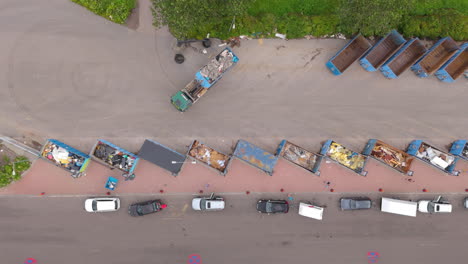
[276,140,323,176]
[380,38,427,79]
[411,37,458,77]
[360,30,406,72]
[435,43,468,82]
[362,139,414,175]
[326,34,372,75]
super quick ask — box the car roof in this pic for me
[96,200,117,211]
[206,200,225,209]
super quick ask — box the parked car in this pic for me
[340,197,372,210]
[128,200,167,217]
[256,199,289,214]
[418,196,452,213]
[192,193,225,211]
[85,197,120,213]
[464,197,468,209]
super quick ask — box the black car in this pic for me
[256,199,289,214]
[340,197,372,210]
[128,200,167,216]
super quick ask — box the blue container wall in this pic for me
[325,34,363,76]
[233,140,278,175]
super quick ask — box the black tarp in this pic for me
[138,140,185,176]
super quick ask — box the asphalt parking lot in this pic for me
[1,193,468,264]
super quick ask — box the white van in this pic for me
[298,202,324,220]
[381,197,417,217]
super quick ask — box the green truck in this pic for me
[171,47,239,112]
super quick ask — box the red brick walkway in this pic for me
[1,155,467,195]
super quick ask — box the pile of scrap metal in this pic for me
[188,140,230,173]
[41,141,86,175]
[416,143,455,169]
[371,144,410,170]
[327,142,366,171]
[277,140,322,175]
[200,49,236,84]
[93,143,137,172]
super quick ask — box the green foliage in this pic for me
[71,0,136,24]
[152,0,467,40]
[0,156,31,188]
[339,0,415,37]
[401,9,468,40]
[152,0,253,39]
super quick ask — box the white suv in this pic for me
[85,197,120,212]
[418,196,452,214]
[192,193,225,211]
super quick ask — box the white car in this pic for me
[418,196,452,214]
[85,197,120,212]
[192,193,225,211]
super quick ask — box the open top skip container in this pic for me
[233,140,278,175]
[276,140,323,176]
[411,37,459,78]
[359,30,406,72]
[380,38,427,79]
[320,140,369,176]
[138,139,185,176]
[187,140,231,175]
[326,34,372,75]
[90,139,139,177]
[407,140,459,176]
[362,139,415,176]
[435,42,468,83]
[450,140,468,160]
[40,139,90,178]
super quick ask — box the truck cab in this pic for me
[418,196,452,213]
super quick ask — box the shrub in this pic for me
[0,156,31,188]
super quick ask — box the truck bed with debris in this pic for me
[363,139,414,175]
[40,139,90,178]
[187,140,230,175]
[407,140,459,175]
[450,140,468,160]
[411,37,459,78]
[380,38,427,78]
[360,30,406,72]
[276,140,322,175]
[90,139,139,175]
[233,140,278,175]
[171,47,239,112]
[435,43,468,83]
[326,34,372,75]
[320,140,368,176]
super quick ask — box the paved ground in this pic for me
[1,194,468,264]
[0,0,467,196]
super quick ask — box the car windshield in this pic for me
[265,202,273,213]
[428,202,435,213]
[92,201,97,211]
[200,199,206,210]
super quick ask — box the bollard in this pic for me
[246,191,250,195]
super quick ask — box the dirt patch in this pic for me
[126,1,140,30]
[0,144,20,167]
